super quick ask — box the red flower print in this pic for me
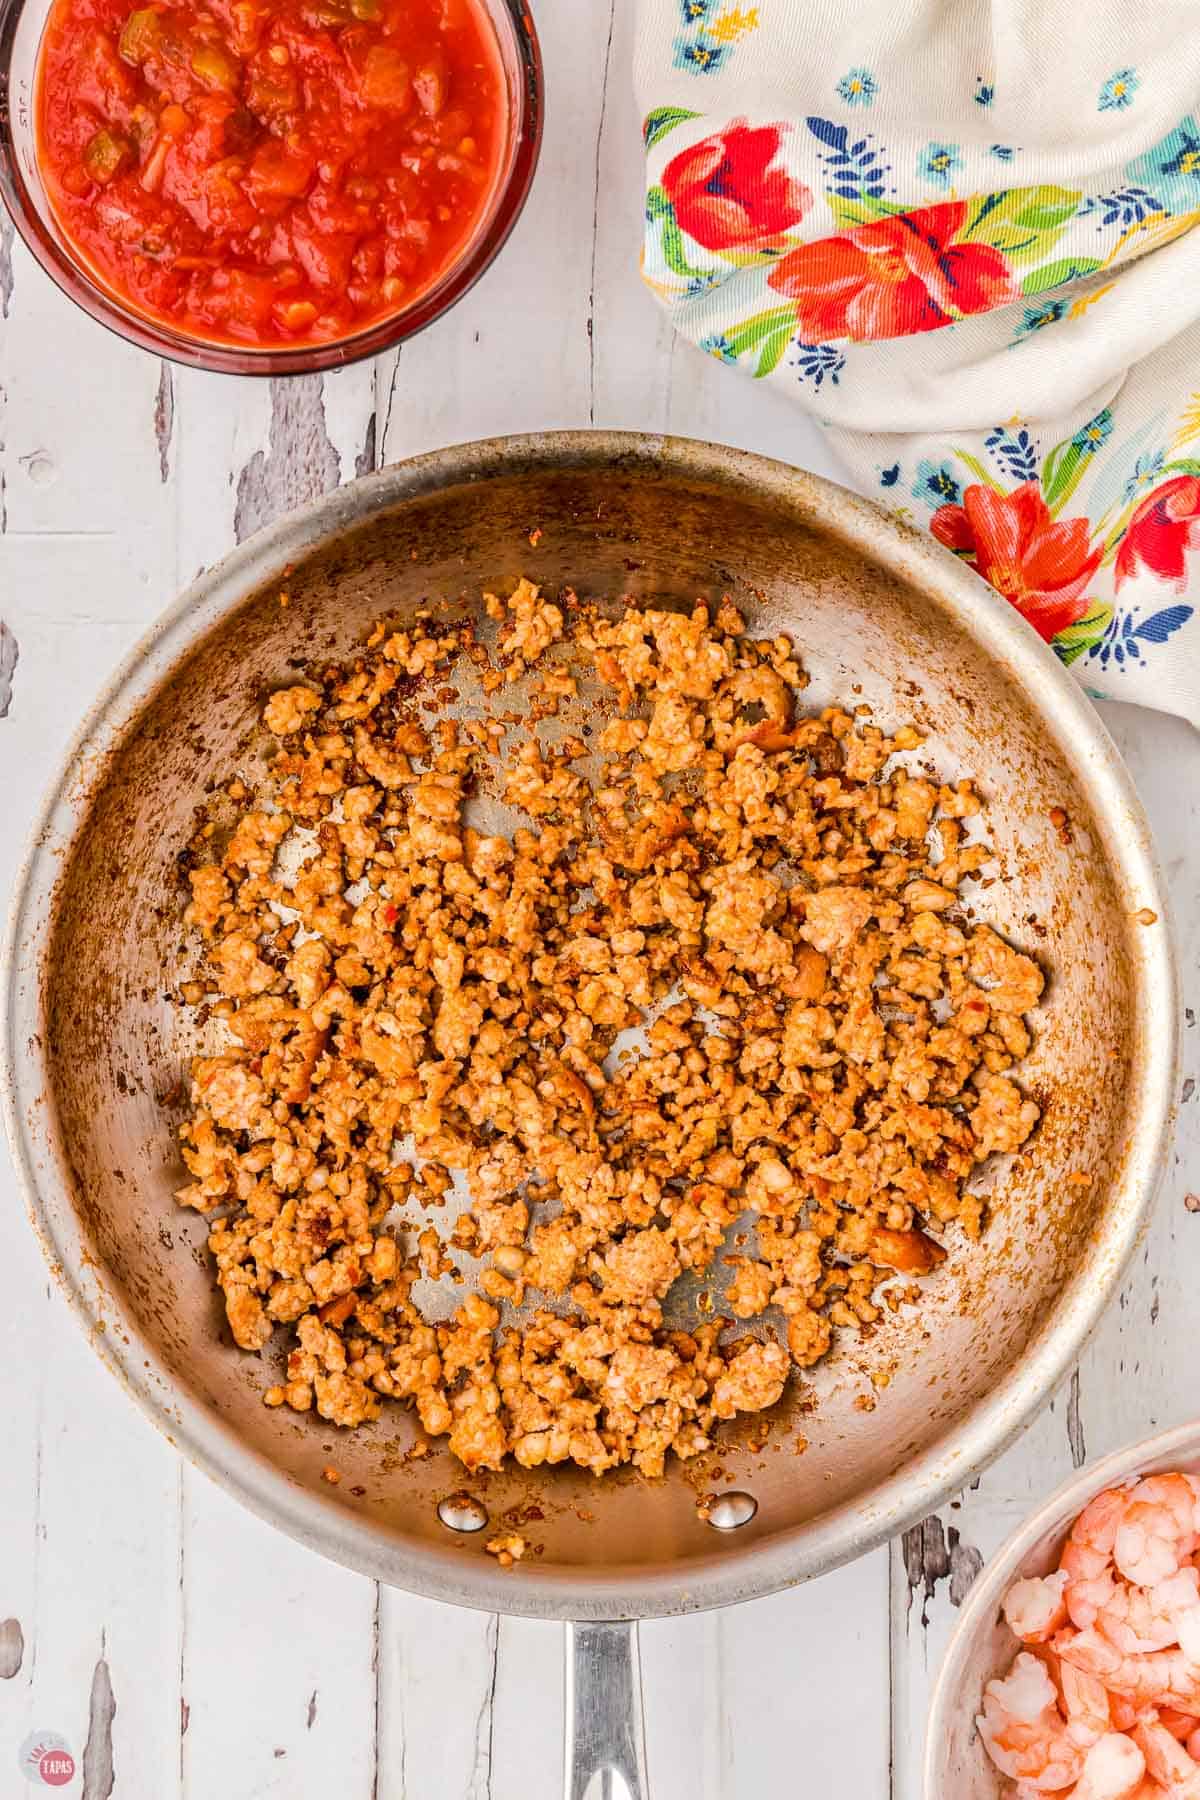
[767,200,1017,342]
[661,121,811,254]
[1115,474,1200,590]
[931,482,1100,642]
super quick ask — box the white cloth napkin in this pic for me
[636,0,1200,722]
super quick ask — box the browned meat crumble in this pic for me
[174,580,1043,1478]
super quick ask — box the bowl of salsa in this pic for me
[0,0,541,370]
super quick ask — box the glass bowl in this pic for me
[0,0,542,374]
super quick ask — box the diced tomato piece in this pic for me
[350,235,383,278]
[187,95,250,158]
[359,45,410,110]
[247,137,314,203]
[78,27,136,116]
[289,213,355,288]
[212,265,278,324]
[201,162,258,231]
[306,186,364,234]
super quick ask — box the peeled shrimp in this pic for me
[1132,1718,1200,1796]
[1110,1698,1145,1732]
[985,1476,1200,1797]
[1057,1630,1200,1712]
[1007,1571,1072,1644]
[1115,1480,1200,1589]
[978,1652,1084,1789]
[1071,1733,1147,1799]
[1063,1480,1199,1594]
[1064,1489,1137,1585]
[1013,1745,1151,1800]
[1089,1570,1200,1658]
[1061,1663,1114,1749]
[1156,1712,1198,1743]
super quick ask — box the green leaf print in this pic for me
[951,450,1006,493]
[961,186,1081,266]
[643,106,700,151]
[1053,603,1112,667]
[827,195,908,231]
[646,187,703,280]
[755,322,795,378]
[1042,407,1112,515]
[725,306,798,357]
[1041,441,1090,514]
[1020,256,1103,295]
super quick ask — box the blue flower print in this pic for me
[1071,409,1113,457]
[1127,117,1200,217]
[679,0,714,20]
[975,77,994,107]
[879,463,901,487]
[791,341,845,388]
[918,142,963,188]
[1015,299,1067,338]
[1123,450,1166,503]
[1081,186,1163,229]
[985,425,1039,483]
[991,145,1015,161]
[806,118,892,201]
[1090,602,1193,669]
[699,333,738,364]
[836,67,878,107]
[672,31,730,74]
[1098,69,1139,112]
[912,459,962,508]
[683,270,723,300]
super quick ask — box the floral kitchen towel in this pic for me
[636,0,1200,720]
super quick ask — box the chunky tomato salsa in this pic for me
[35,0,506,348]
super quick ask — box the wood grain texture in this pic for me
[889,703,1200,1798]
[0,1,1194,1794]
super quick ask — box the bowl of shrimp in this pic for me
[925,1422,1200,1799]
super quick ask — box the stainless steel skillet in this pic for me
[1,431,1176,1796]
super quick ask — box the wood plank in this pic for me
[720,1556,891,1794]
[180,1481,378,1799]
[0,245,187,1797]
[0,869,181,1799]
[889,702,1200,1797]
[376,1591,505,1799]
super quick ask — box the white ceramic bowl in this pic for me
[925,1421,1200,1796]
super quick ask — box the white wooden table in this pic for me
[2,3,1198,1794]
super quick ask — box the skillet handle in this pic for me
[564,1620,649,1800]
